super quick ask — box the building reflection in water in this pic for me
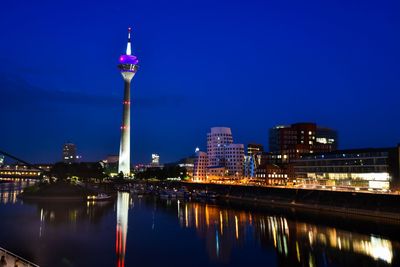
[171,200,397,266]
[116,192,130,267]
[0,179,33,204]
[33,196,113,238]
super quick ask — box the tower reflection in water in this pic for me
[116,192,130,267]
[172,200,397,266]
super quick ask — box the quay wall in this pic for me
[173,182,400,221]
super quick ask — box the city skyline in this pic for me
[1,0,400,164]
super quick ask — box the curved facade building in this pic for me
[193,151,208,181]
[207,127,233,167]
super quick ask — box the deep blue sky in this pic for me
[1,0,399,164]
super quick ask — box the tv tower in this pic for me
[118,27,139,176]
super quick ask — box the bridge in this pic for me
[0,150,50,180]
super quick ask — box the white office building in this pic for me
[193,151,208,182]
[225,144,245,176]
[207,127,233,167]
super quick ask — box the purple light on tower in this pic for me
[119,55,139,66]
[117,27,139,177]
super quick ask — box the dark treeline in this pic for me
[51,162,106,181]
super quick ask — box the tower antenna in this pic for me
[126,27,132,55]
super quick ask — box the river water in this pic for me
[0,181,399,267]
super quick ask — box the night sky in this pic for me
[1,0,399,164]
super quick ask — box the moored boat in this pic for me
[87,193,112,201]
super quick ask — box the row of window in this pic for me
[301,152,389,160]
[295,166,388,173]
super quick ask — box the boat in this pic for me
[176,190,185,199]
[176,189,191,199]
[159,189,177,199]
[159,191,170,199]
[192,190,218,200]
[87,193,112,201]
[206,191,219,200]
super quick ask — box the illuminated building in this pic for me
[193,150,208,181]
[243,155,255,178]
[0,163,51,178]
[207,166,226,180]
[207,127,233,167]
[245,144,263,178]
[151,153,160,167]
[247,143,264,156]
[255,163,289,185]
[62,143,78,164]
[102,155,119,176]
[176,155,196,177]
[0,167,42,178]
[0,155,4,167]
[118,27,139,177]
[225,144,244,176]
[269,122,337,163]
[206,127,244,178]
[293,146,400,189]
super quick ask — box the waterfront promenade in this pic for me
[0,247,39,267]
[141,180,400,222]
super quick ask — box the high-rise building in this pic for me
[225,143,244,176]
[247,143,264,156]
[205,127,244,178]
[118,27,139,177]
[151,154,160,167]
[62,143,77,164]
[193,150,208,182]
[269,122,337,163]
[0,155,4,167]
[207,127,233,167]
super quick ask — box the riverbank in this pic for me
[19,181,100,202]
[137,181,400,222]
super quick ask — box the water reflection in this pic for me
[116,192,129,267]
[0,179,33,204]
[33,199,113,228]
[153,198,399,266]
[0,181,398,267]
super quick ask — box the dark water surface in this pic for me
[0,181,399,267]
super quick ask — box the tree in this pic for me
[51,162,106,182]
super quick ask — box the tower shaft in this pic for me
[118,73,134,176]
